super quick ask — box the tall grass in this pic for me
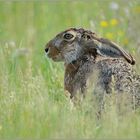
[0,1,140,139]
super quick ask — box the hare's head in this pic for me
[45,28,88,64]
[45,28,135,65]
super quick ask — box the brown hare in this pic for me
[45,28,140,108]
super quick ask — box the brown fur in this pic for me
[45,28,140,108]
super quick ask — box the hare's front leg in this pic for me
[64,90,85,109]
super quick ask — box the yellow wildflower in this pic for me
[123,38,129,45]
[133,6,140,13]
[110,19,118,26]
[105,32,114,39]
[100,20,108,27]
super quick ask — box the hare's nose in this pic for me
[45,48,49,53]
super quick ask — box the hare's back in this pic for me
[96,58,139,93]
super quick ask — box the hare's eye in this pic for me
[63,33,74,40]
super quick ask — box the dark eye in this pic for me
[63,33,74,40]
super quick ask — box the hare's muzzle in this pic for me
[45,41,53,55]
[45,40,63,61]
[45,48,49,53]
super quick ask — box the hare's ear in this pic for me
[92,37,135,65]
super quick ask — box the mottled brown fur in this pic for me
[45,28,140,108]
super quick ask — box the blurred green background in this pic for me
[0,0,140,139]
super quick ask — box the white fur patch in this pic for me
[64,43,81,64]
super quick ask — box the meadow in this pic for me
[0,0,140,139]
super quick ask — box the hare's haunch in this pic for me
[45,28,140,107]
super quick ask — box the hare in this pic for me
[45,28,140,108]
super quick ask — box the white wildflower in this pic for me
[124,8,130,17]
[9,41,16,48]
[13,48,30,57]
[110,2,119,10]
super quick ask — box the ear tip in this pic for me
[130,55,136,65]
[127,56,135,65]
[131,59,135,65]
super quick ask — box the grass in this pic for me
[0,0,140,139]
